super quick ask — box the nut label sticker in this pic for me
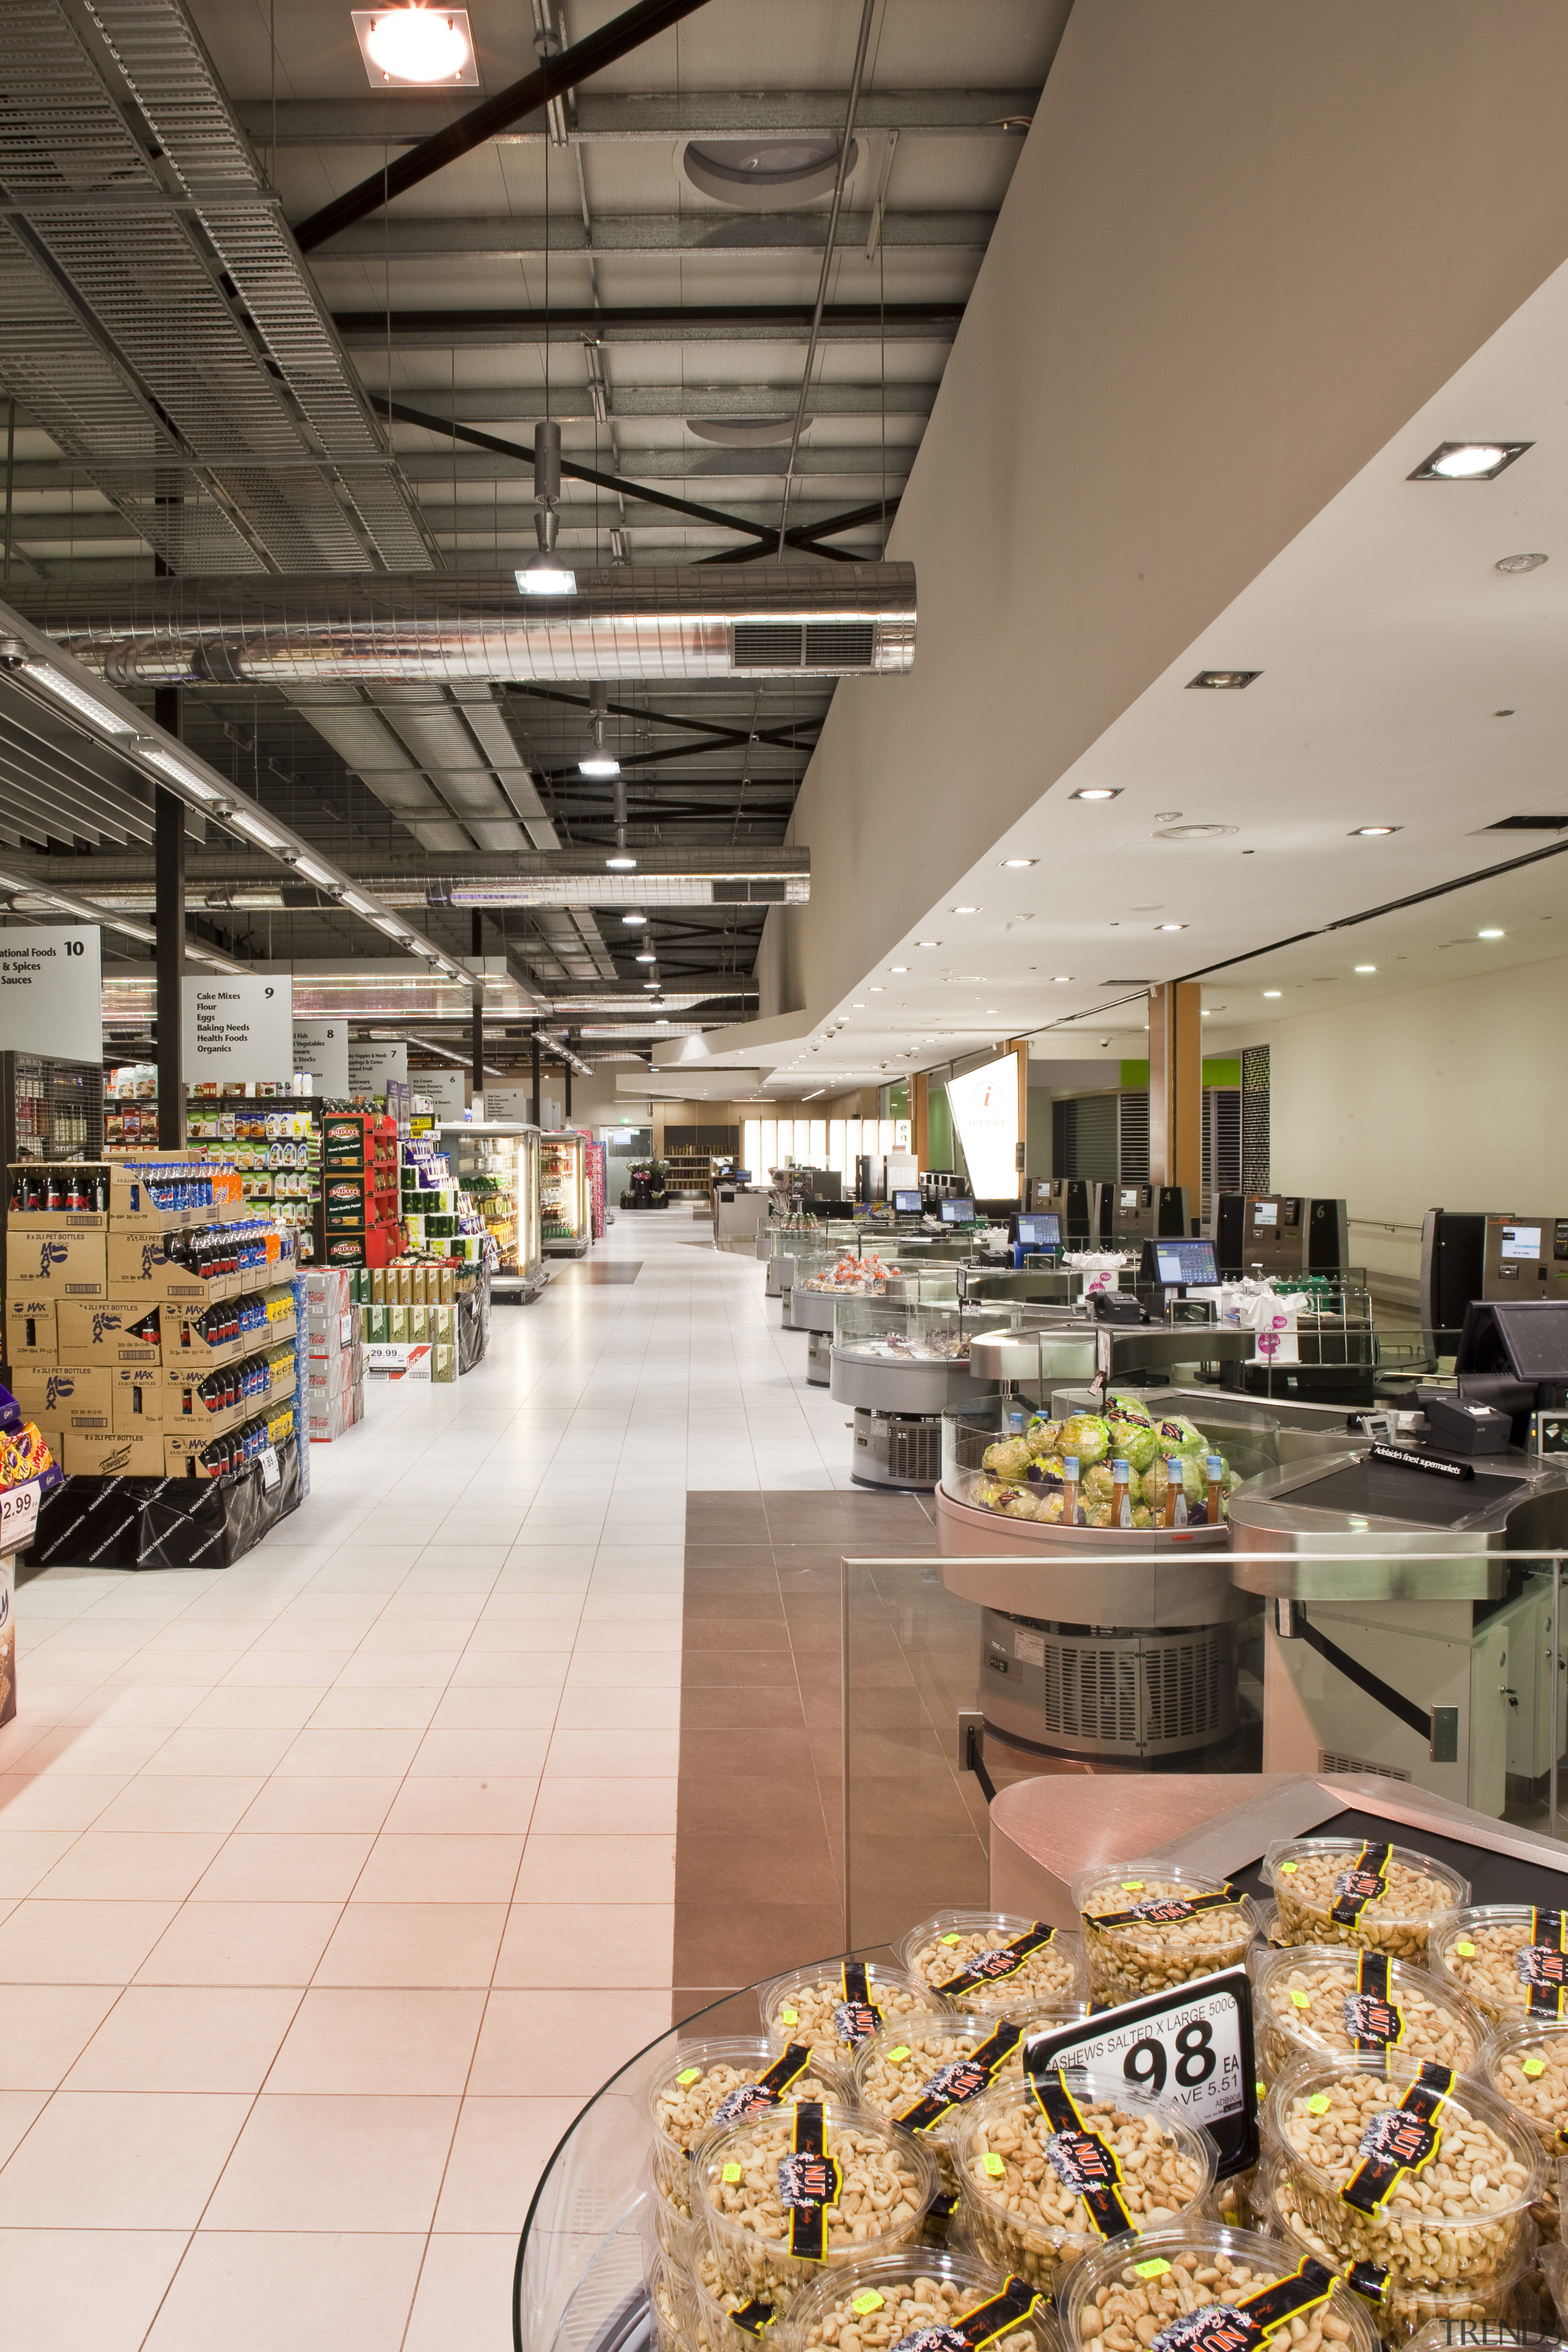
[1024,1967,1259,2179]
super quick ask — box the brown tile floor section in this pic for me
[672,1488,938,2024]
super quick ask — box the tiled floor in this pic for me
[0,1204,883,2350]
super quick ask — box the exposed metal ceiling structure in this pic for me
[0,0,1064,1049]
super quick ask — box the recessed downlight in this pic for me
[1264,989,1282,998]
[890,965,908,973]
[1354,965,1376,973]
[1351,825,1399,837]
[1496,551,1548,573]
[870,986,884,992]
[1479,928,1505,939]
[1157,823,1237,841]
[683,135,858,209]
[951,905,980,915]
[1001,857,1037,867]
[1188,670,1261,690]
[1155,922,1188,932]
[916,939,941,948]
[1052,974,1072,983]
[354,6,477,87]
[1072,787,1120,802]
[1409,440,1531,481]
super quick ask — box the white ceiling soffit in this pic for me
[771,249,1568,1079]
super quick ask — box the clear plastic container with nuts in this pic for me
[1261,2049,1545,2289]
[779,2246,1062,2352]
[1430,1905,1568,2030]
[1478,2017,1568,2240]
[648,2037,856,2196]
[951,2068,1218,2296]
[1057,2221,1382,2352]
[898,1913,1091,2017]
[693,2099,939,2315]
[1252,2153,1543,2347]
[1264,1839,1470,1962]
[1250,1944,1488,2078]
[1072,1863,1258,2002]
[643,2141,700,2268]
[760,1962,941,2070]
[851,2010,1041,2199]
[691,2247,799,2352]
[646,2247,700,2352]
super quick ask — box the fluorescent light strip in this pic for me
[228,805,288,852]
[293,856,339,891]
[21,660,135,734]
[138,745,224,804]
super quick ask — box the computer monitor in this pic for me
[892,1189,922,1215]
[1016,1212,1061,1248]
[1149,1237,1219,1288]
[940,1196,974,1224]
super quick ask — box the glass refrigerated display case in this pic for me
[541,1130,590,1257]
[440,1122,545,1300]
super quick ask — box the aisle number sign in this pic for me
[183,977,294,1082]
[292,1020,349,1096]
[348,1041,407,1098]
[0,927,102,1063]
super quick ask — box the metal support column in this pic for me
[564,1059,572,1120]
[153,685,185,1151]
[530,1023,541,1129]
[469,911,484,1112]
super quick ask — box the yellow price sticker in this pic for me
[1120,1880,1145,1892]
[1289,1989,1313,2009]
[1524,2058,1547,2078]
[677,2067,701,2085]
[852,2294,885,2315]
[1455,1941,1476,1958]
[888,2046,911,2063]
[780,2008,799,2026]
[722,2162,743,2184]
[1307,2094,1332,2115]
[982,2153,1006,2178]
[1134,2260,1172,2280]
[941,1934,963,1946]
[1256,2081,1266,2102]
[1279,1861,1298,1874]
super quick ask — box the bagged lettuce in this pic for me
[1106,1389,1154,1427]
[981,1436,1033,1481]
[1107,1417,1159,1474]
[1024,1416,1063,1457]
[1058,1412,1109,1467]
[1083,1463,1117,1505]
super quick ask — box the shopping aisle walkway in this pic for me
[0,1207,854,2351]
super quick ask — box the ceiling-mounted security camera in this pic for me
[1099,1037,1110,1048]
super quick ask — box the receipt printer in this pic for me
[1413,1389,1514,1455]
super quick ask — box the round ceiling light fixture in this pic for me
[1155,922,1188,932]
[363,6,472,84]
[1496,551,1548,573]
[1071,787,1119,802]
[1351,825,1399,837]
[683,136,858,209]
[1156,823,1238,841]
[622,910,647,928]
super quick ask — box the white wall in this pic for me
[1209,951,1568,1289]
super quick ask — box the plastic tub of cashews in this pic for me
[1477,2016,1568,2240]
[1261,2049,1545,2289]
[692,2100,940,2315]
[1251,2154,1543,2347]
[1071,1863,1258,2003]
[642,2142,700,2268]
[1430,1906,1568,2030]
[1264,1839,1470,1962]
[759,1962,941,2070]
[1057,2222,1382,2352]
[1250,1944,1488,2078]
[646,2247,700,2352]
[780,2245,1063,2352]
[647,2037,856,2196]
[897,1913,1091,2016]
[951,2068,1218,2296]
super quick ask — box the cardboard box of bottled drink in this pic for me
[4,1297,57,1363]
[8,1365,114,1433]
[55,1300,161,1365]
[62,1427,166,1477]
[4,1229,108,1300]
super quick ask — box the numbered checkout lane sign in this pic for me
[1025,1967,1258,2176]
[183,976,294,1085]
[0,926,101,1063]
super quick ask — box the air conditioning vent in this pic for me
[732,621,876,671]
[1317,1749,1412,1782]
[1484,815,1568,831]
[712,879,788,903]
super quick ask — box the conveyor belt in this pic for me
[1227,1804,1568,1906]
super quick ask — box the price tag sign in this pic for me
[1023,1967,1258,2177]
[0,1477,43,1551]
[258,1447,281,1493]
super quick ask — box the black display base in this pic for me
[27,1434,303,1572]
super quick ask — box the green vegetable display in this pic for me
[967,1400,1237,1528]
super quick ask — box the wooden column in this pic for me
[1008,1038,1028,1199]
[1147,982,1202,1192]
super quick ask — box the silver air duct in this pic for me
[9,564,916,685]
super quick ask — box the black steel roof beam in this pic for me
[373,396,854,561]
[339,304,963,345]
[699,496,902,563]
[293,0,718,252]
[241,90,1040,149]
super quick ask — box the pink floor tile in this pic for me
[0,1773,129,1831]
[141,2230,425,2352]
[0,2089,252,2226]
[236,1777,401,1834]
[190,1830,375,1902]
[306,1686,443,1729]
[0,1826,82,1896]
[201,2092,459,2231]
[0,2226,190,2352]
[511,1833,675,1905]
[10,1726,172,1776]
[0,2087,48,2166]
[32,1830,227,1902]
[264,1986,485,2093]
[274,1727,425,1777]
[179,1686,323,1730]
[135,1900,342,1986]
[0,1983,120,2089]
[402,2231,521,2351]
[141,1727,300,1776]
[493,1901,676,1990]
[350,1832,524,1904]
[63,1985,301,2092]
[408,1727,553,1778]
[468,1988,674,2096]
[0,1898,178,1983]
[430,2099,584,2233]
[91,1776,265,1834]
[311,1901,507,1989]
[380,1776,540,1835]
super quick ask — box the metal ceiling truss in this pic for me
[236,89,1040,149]
[334,303,964,347]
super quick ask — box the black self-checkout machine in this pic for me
[1212,1193,1349,1278]
[1093,1182,1193,1248]
[1454,1297,1568,1444]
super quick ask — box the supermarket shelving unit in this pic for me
[541,1131,590,1257]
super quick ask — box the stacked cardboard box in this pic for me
[351,1260,460,1382]
[305,1267,365,1440]
[313,1113,401,1272]
[4,1155,297,1476]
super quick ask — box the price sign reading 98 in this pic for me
[1023,1967,1258,2177]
